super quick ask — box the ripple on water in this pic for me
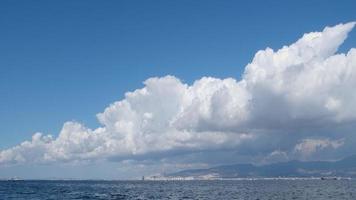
[0,180,355,200]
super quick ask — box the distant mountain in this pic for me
[168,155,356,178]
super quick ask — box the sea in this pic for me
[0,179,355,199]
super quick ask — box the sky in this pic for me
[0,0,356,179]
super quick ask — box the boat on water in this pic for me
[320,177,352,180]
[321,177,338,180]
[6,177,24,181]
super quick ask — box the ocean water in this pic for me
[0,180,355,199]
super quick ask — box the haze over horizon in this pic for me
[1,1,356,179]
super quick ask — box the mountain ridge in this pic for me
[168,155,356,178]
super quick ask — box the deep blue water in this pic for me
[0,180,355,199]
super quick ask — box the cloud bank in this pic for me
[1,22,356,166]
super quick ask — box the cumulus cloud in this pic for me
[294,138,344,158]
[1,22,356,166]
[262,150,289,164]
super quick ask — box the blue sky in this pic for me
[1,0,355,148]
[1,1,356,179]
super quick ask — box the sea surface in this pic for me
[0,179,355,199]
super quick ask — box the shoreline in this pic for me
[0,177,353,182]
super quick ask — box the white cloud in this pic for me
[1,22,356,165]
[262,150,289,164]
[294,138,344,158]
[244,22,356,128]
